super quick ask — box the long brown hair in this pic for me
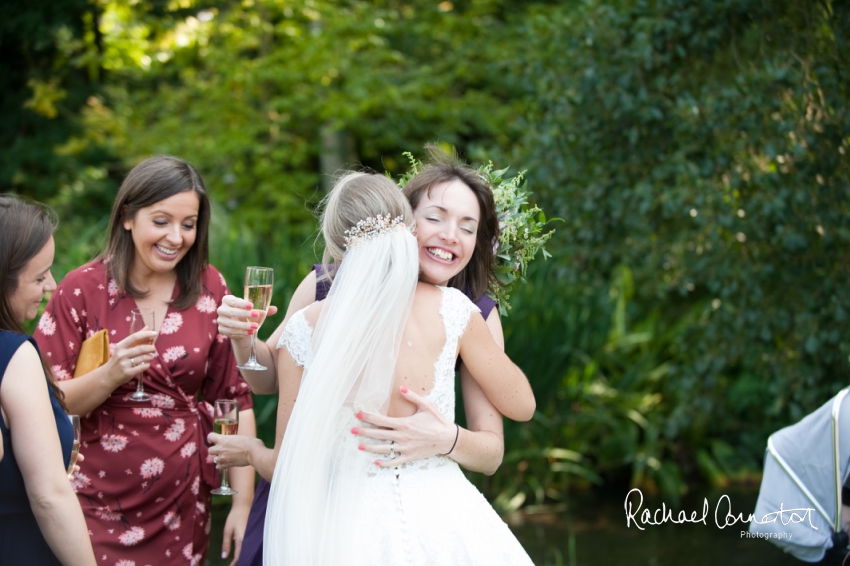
[103,155,211,310]
[402,145,499,302]
[0,194,67,410]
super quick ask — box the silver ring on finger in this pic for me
[130,357,136,367]
[214,456,218,464]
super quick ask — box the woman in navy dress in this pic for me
[0,194,96,565]
[212,149,535,565]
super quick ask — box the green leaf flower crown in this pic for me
[396,152,557,315]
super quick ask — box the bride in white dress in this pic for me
[264,172,534,565]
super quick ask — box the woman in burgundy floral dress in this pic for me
[35,156,256,566]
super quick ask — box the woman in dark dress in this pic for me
[0,194,96,565]
[212,150,535,565]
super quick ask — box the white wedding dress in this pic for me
[275,286,533,565]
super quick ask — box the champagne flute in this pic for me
[66,414,81,478]
[237,266,274,371]
[124,307,156,402]
[211,399,239,495]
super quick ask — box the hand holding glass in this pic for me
[211,399,239,495]
[67,414,81,478]
[125,308,156,402]
[237,266,273,371]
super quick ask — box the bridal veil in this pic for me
[264,179,419,565]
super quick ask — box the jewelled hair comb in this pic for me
[343,214,407,249]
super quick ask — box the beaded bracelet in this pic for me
[444,423,460,456]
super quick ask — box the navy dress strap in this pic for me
[456,291,498,372]
[473,293,498,322]
[314,263,333,301]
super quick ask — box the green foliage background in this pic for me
[3,0,849,512]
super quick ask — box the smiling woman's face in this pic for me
[123,190,200,279]
[413,179,480,286]
[10,236,56,323]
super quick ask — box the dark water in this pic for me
[208,487,804,565]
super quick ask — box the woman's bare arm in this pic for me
[453,366,505,474]
[454,309,506,472]
[458,312,536,421]
[208,267,319,479]
[2,342,96,566]
[216,271,317,394]
[272,338,306,463]
[207,315,308,482]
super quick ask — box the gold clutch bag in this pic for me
[73,329,110,378]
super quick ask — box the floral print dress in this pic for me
[35,259,253,566]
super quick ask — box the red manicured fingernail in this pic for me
[355,412,363,419]
[400,386,408,394]
[250,323,259,329]
[250,311,259,317]
[246,302,253,309]
[351,428,358,434]
[358,444,365,451]
[248,330,254,335]
[374,460,381,466]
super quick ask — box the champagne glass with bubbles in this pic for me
[211,399,239,495]
[237,266,273,371]
[124,308,155,402]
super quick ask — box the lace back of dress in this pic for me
[428,287,481,421]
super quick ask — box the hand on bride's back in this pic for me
[354,387,457,467]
